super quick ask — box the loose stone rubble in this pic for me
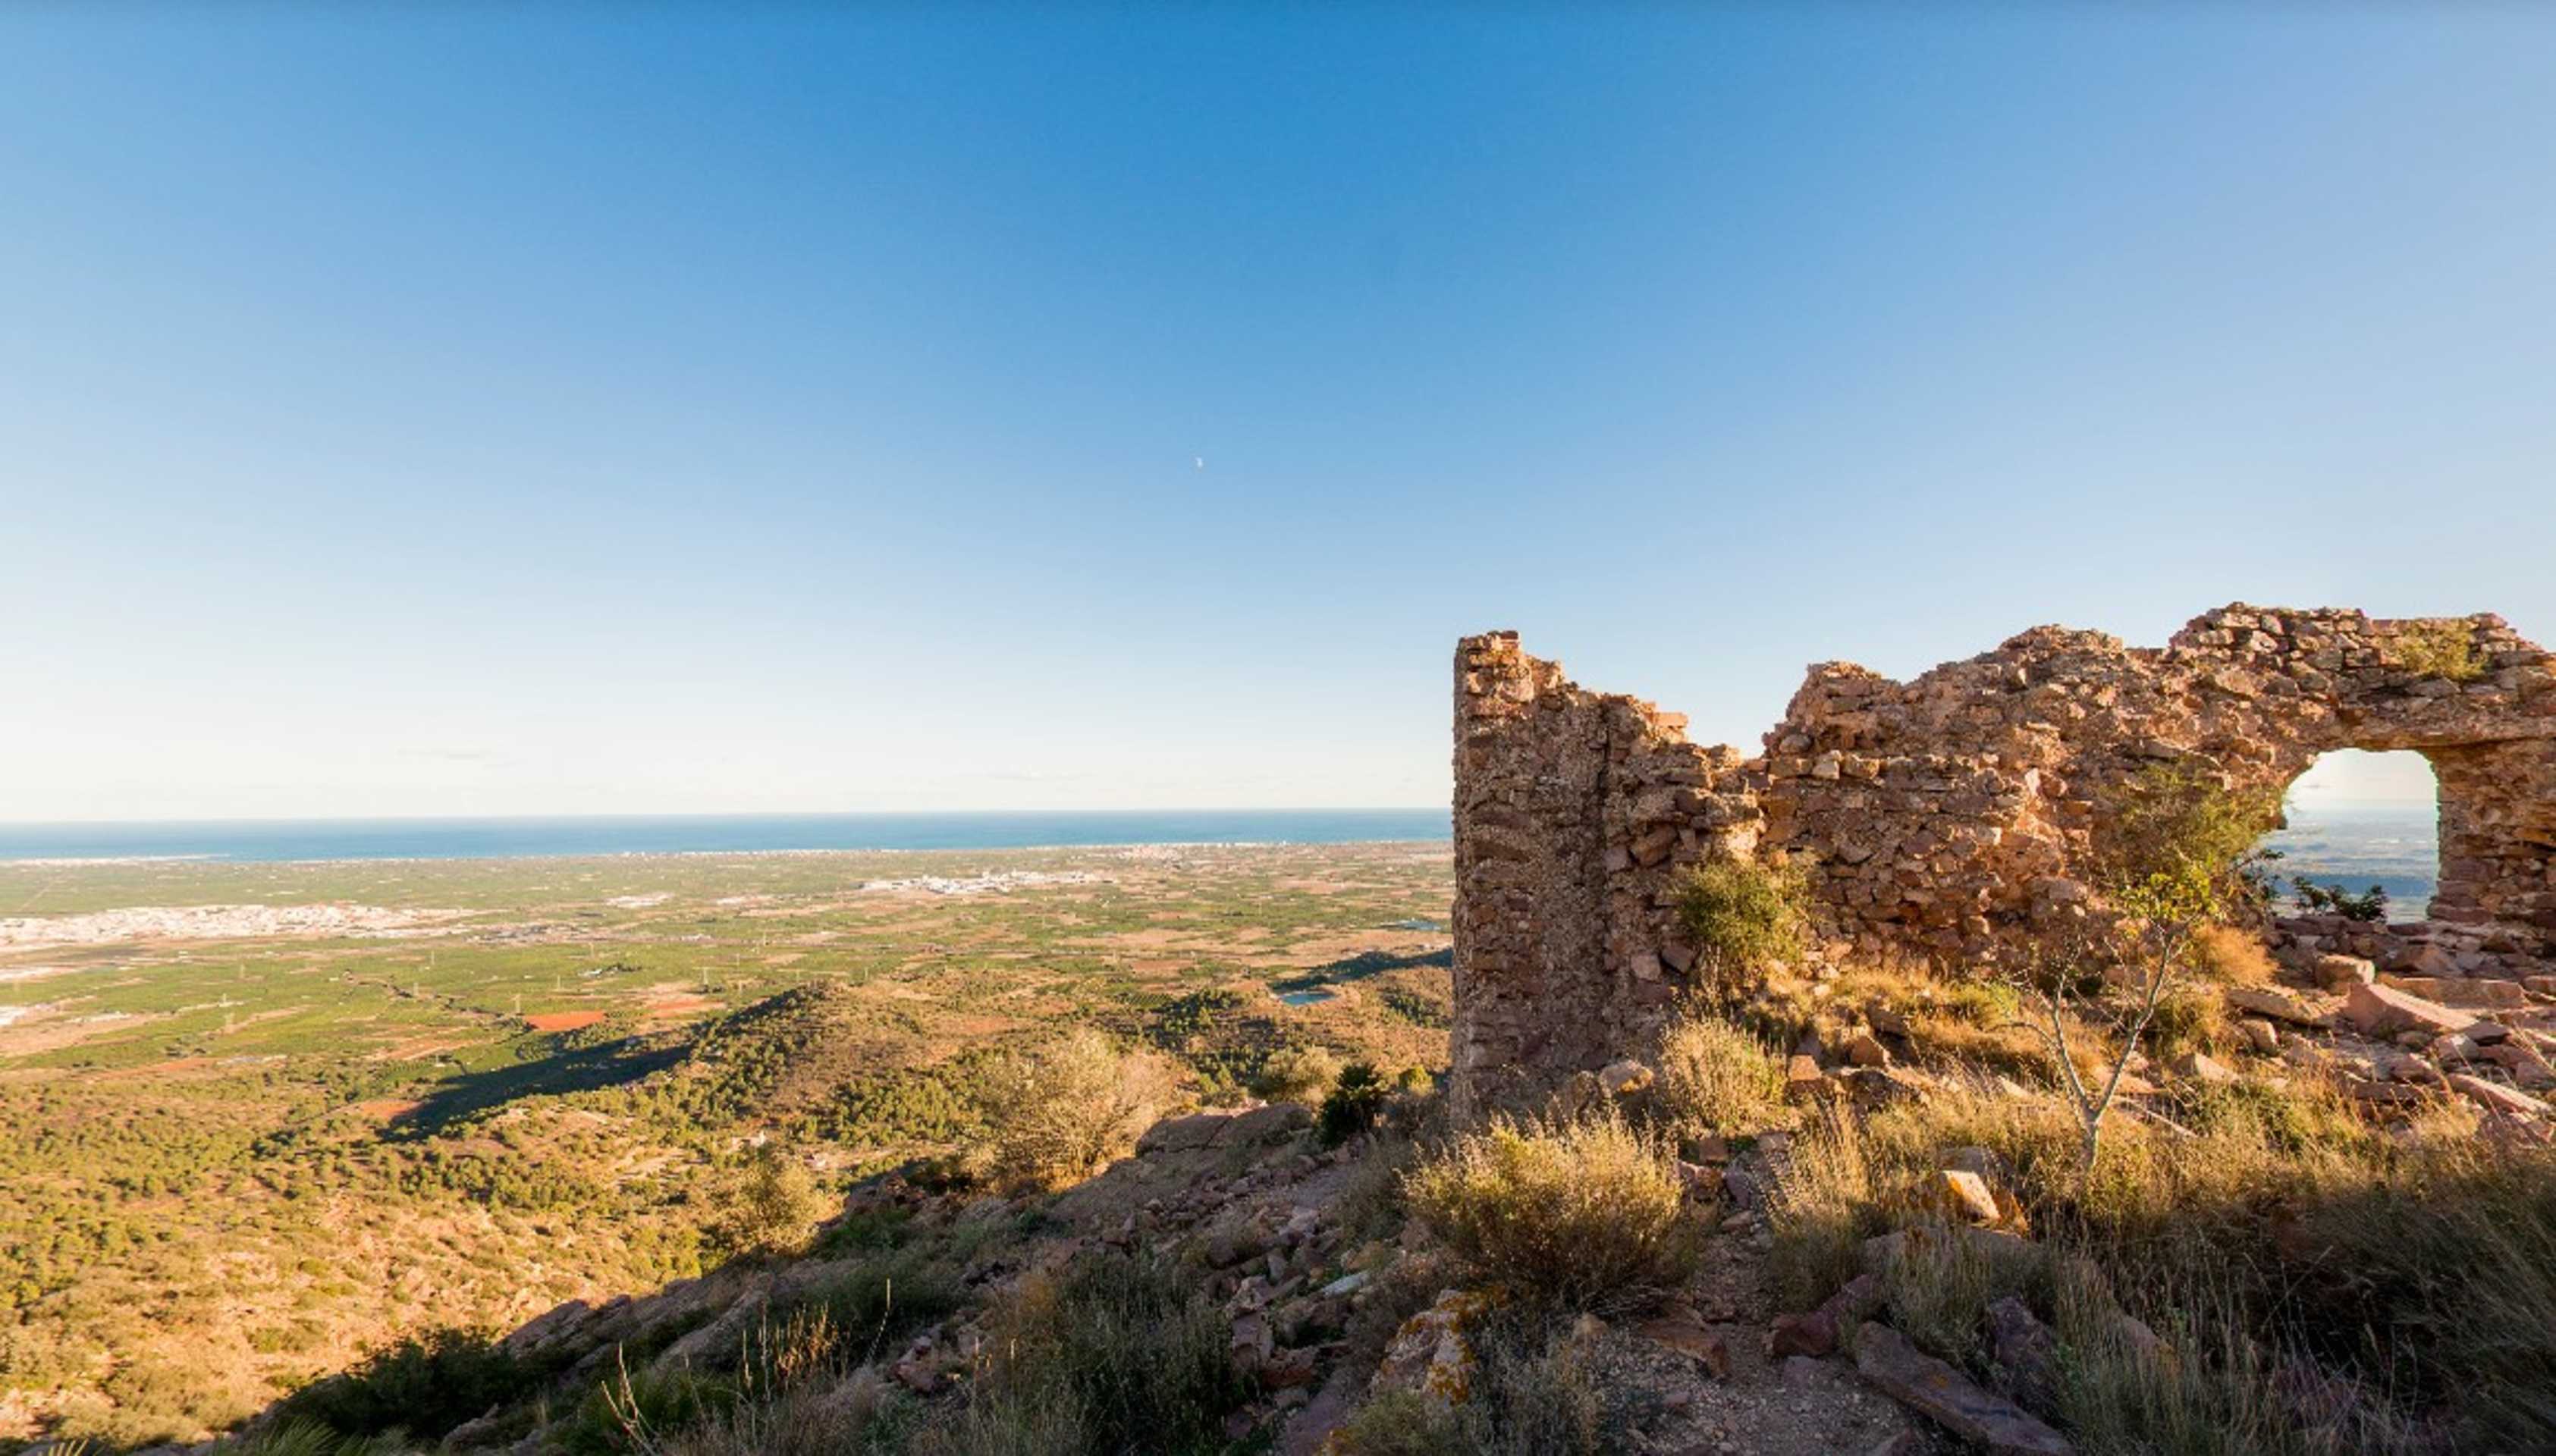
[1452,606,2556,1116]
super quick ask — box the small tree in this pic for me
[1672,854,1810,987]
[2291,877,2388,923]
[2014,764,2279,1168]
[968,1029,1171,1192]
[702,1141,831,1260]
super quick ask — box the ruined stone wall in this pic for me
[1449,607,2556,1115]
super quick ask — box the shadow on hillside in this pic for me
[389,1035,688,1137]
[1271,945,1452,993]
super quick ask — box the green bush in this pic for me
[564,1363,738,1456]
[272,1326,551,1445]
[2291,877,2388,922]
[2389,620,2485,682]
[1403,1112,1695,1313]
[1253,1044,1341,1103]
[794,1247,963,1360]
[2093,763,2281,924]
[1672,857,1808,983]
[1319,1062,1393,1145]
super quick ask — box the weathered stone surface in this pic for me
[2343,981,2492,1041]
[1920,1169,2004,1225]
[2173,1050,2237,1084]
[1854,1322,2074,1455]
[2382,974,2526,1009]
[2447,1072,2551,1119]
[2313,954,2377,989]
[1638,1312,1732,1377]
[1597,1058,1654,1096]
[1449,610,2556,1116]
[1987,1296,2060,1415]
[2227,985,2331,1027]
[1768,1308,1838,1357]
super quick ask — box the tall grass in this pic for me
[916,1250,1248,1456]
[1765,1062,2556,1452]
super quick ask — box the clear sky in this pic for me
[6,5,2551,821]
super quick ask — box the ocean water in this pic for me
[2263,802,2439,919]
[0,809,1451,864]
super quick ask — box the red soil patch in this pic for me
[357,1099,423,1122]
[524,1011,605,1033]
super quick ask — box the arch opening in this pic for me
[2269,748,2439,923]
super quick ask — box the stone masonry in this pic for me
[1450,607,2556,1118]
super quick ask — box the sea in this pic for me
[0,802,2439,915]
[2262,802,2439,921]
[0,809,1453,865]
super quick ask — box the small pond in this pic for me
[1276,988,1338,1007]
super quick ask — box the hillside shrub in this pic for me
[1253,1043,1340,1103]
[918,1250,1247,1455]
[272,1326,551,1445]
[1672,856,1808,984]
[2188,924,2278,987]
[966,1031,1172,1193]
[699,1144,831,1261]
[1403,1112,1694,1313]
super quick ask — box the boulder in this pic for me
[2391,943,2458,978]
[1986,1296,2060,1414]
[2380,975,2526,1010]
[2236,1018,2280,1054]
[1845,1031,1893,1068]
[2313,954,2376,989]
[1854,1323,2074,1455]
[1919,1169,2004,1225]
[2342,981,2504,1044]
[1598,1059,1655,1097]
[1784,1054,1829,1103]
[1768,1308,1838,1357]
[2226,985,2330,1027]
[1638,1311,1732,1377]
[2171,1050,2236,1084]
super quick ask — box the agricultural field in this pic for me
[0,841,1454,1450]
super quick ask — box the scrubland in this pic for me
[0,843,1452,1449]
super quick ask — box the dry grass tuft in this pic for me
[1653,1015,1788,1135]
[1404,1111,1697,1313]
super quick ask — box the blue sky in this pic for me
[5,5,2551,820]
